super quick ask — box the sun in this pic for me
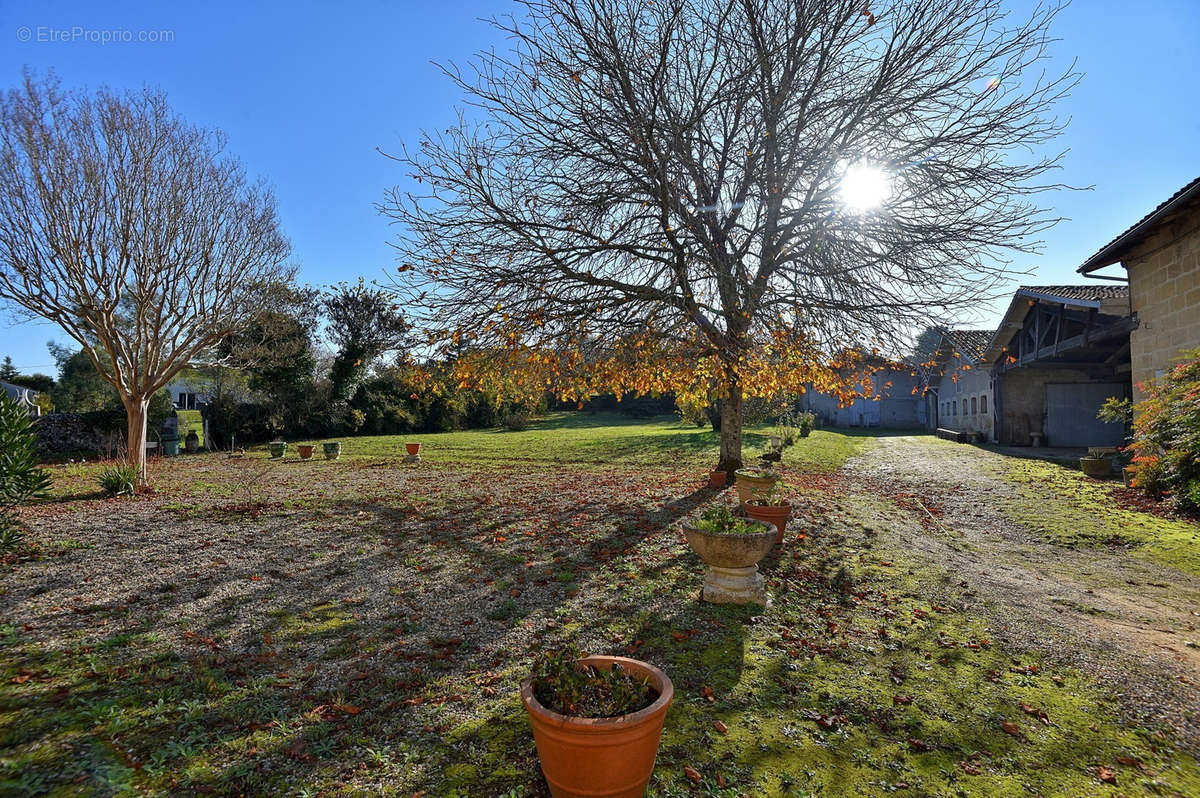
[839,162,892,213]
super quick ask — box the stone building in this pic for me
[1077,176,1200,394]
[924,329,995,439]
[800,359,925,429]
[980,286,1134,447]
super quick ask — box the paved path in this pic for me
[844,434,1200,751]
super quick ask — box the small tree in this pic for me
[0,394,50,551]
[323,279,410,403]
[0,73,291,483]
[0,356,16,381]
[385,0,1076,476]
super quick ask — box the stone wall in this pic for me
[934,356,993,440]
[1124,200,1200,394]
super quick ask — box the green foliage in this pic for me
[0,394,51,550]
[324,279,409,403]
[175,410,205,448]
[692,503,766,535]
[530,647,656,718]
[1126,348,1200,512]
[0,355,16,381]
[676,396,709,427]
[97,463,139,497]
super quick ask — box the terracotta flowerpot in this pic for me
[734,469,779,505]
[268,441,287,459]
[1080,456,1114,479]
[297,444,315,461]
[745,500,791,544]
[681,520,775,604]
[323,442,341,460]
[405,442,422,456]
[521,655,673,798]
[707,470,726,489]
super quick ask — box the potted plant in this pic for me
[268,439,287,459]
[734,466,780,505]
[1079,455,1114,479]
[681,505,775,604]
[405,442,422,456]
[707,469,726,489]
[745,483,791,544]
[797,411,815,438]
[297,444,316,461]
[521,647,673,798]
[323,441,342,460]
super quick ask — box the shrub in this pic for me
[676,397,709,428]
[0,395,51,551]
[530,647,656,718]
[1123,348,1200,512]
[501,410,531,431]
[97,463,139,497]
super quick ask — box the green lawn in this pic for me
[2,414,1197,796]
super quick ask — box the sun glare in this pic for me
[839,162,892,213]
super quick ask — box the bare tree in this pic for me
[0,72,291,483]
[384,0,1077,475]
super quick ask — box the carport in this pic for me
[981,285,1136,447]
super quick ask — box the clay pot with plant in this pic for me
[681,505,775,605]
[297,444,316,461]
[268,440,287,459]
[323,441,342,460]
[744,483,792,544]
[734,467,780,505]
[707,469,726,489]
[521,647,673,798]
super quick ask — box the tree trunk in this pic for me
[125,395,150,486]
[716,378,744,479]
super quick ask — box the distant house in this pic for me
[924,329,995,440]
[1077,176,1200,394]
[1,380,44,417]
[801,358,925,429]
[979,285,1134,447]
[165,372,213,410]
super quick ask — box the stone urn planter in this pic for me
[297,444,316,461]
[681,513,775,605]
[184,430,200,454]
[268,440,287,459]
[323,442,342,460]
[745,499,792,544]
[1080,456,1114,479]
[521,655,673,798]
[734,468,779,505]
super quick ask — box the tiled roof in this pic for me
[943,329,995,362]
[1078,175,1200,273]
[1017,284,1129,303]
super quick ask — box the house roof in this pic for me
[980,284,1131,363]
[1077,175,1200,274]
[1016,284,1130,306]
[941,329,994,362]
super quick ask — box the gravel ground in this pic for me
[845,435,1200,752]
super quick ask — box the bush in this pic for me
[0,395,51,551]
[97,463,139,497]
[1124,348,1200,513]
[502,410,531,431]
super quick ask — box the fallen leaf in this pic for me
[1097,766,1116,784]
[1001,721,1021,737]
[713,720,728,734]
[684,765,702,784]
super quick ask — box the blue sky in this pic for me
[0,0,1197,374]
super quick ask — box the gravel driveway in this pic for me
[844,434,1200,751]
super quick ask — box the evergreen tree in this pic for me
[0,393,51,550]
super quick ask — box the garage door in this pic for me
[1044,383,1126,447]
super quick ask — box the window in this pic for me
[952,401,957,416]
[971,397,978,414]
[980,395,988,414]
